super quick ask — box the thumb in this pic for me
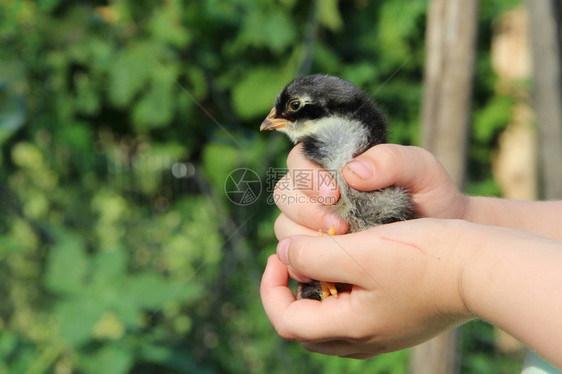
[276,234,370,287]
[342,144,442,193]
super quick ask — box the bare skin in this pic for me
[260,143,562,367]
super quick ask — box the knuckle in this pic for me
[345,319,374,342]
[356,145,402,184]
[294,204,317,227]
[410,145,431,157]
[349,328,371,342]
[287,238,311,270]
[275,320,298,341]
[273,214,285,239]
[408,145,434,164]
[376,144,404,167]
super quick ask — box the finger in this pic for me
[274,214,317,282]
[274,213,319,240]
[276,234,372,286]
[286,144,341,202]
[274,173,348,234]
[339,352,378,359]
[287,144,318,170]
[261,260,361,342]
[274,214,318,283]
[342,144,450,194]
[288,267,313,283]
[301,340,361,356]
[260,255,296,326]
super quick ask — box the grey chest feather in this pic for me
[304,117,416,232]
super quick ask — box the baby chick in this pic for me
[261,75,416,300]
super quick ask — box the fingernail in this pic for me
[277,238,290,264]
[345,159,373,179]
[292,272,313,283]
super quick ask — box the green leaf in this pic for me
[313,42,342,74]
[473,95,514,142]
[80,344,133,374]
[53,121,93,152]
[0,332,17,359]
[0,90,25,138]
[132,73,174,130]
[201,143,240,192]
[124,272,173,309]
[124,271,202,310]
[376,1,426,66]
[36,0,60,12]
[318,0,343,31]
[111,297,141,329]
[108,43,154,107]
[45,233,88,295]
[342,62,377,87]
[235,9,296,54]
[232,67,289,119]
[11,142,44,170]
[149,0,191,48]
[0,60,26,145]
[138,344,213,373]
[92,247,127,286]
[55,298,104,346]
[74,73,100,115]
[464,178,501,197]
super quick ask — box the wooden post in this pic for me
[523,0,562,370]
[526,0,562,200]
[491,6,533,354]
[412,0,479,373]
[421,0,479,188]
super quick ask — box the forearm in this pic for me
[461,224,562,368]
[464,197,562,241]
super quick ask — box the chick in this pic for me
[261,75,416,300]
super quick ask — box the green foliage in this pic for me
[0,0,523,372]
[232,66,293,120]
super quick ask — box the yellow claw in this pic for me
[321,281,338,299]
[318,224,336,237]
[318,224,338,300]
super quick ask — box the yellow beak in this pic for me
[260,107,292,131]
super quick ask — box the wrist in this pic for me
[452,221,500,319]
[460,195,477,223]
[457,224,549,323]
[461,196,494,225]
[456,194,472,221]
[429,219,478,321]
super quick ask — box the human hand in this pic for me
[273,144,468,239]
[342,144,467,220]
[267,144,562,365]
[261,218,473,358]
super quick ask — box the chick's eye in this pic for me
[288,99,303,112]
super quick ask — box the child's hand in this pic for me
[262,217,562,365]
[341,144,467,220]
[273,143,469,239]
[261,218,473,358]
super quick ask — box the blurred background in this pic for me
[1,0,561,373]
